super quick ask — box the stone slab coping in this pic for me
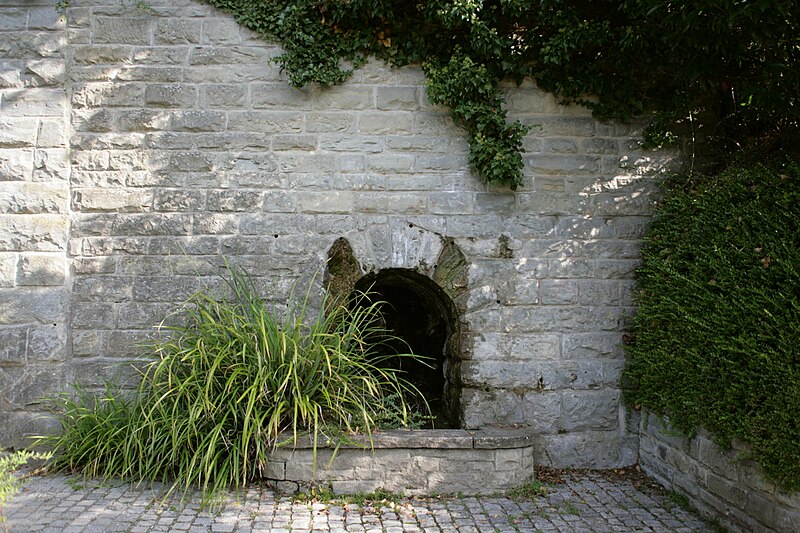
[275,428,535,450]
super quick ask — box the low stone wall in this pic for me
[266,429,535,495]
[639,413,800,533]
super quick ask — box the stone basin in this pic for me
[265,428,536,495]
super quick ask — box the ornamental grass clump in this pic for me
[40,263,428,501]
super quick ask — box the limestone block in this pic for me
[31,148,69,182]
[117,109,171,131]
[117,255,177,276]
[494,448,525,471]
[0,255,15,287]
[72,358,145,388]
[0,363,64,410]
[539,431,638,469]
[589,190,658,216]
[298,191,353,214]
[357,112,413,135]
[539,359,612,390]
[385,135,449,153]
[72,44,133,65]
[504,88,560,114]
[526,155,600,176]
[72,276,134,303]
[320,136,383,153]
[376,86,419,111]
[520,391,563,432]
[0,182,67,214]
[427,191,472,215]
[72,82,144,108]
[352,192,425,215]
[239,214,317,236]
[0,409,61,448]
[555,216,614,239]
[0,214,67,251]
[0,31,63,60]
[207,189,263,212]
[561,332,623,359]
[576,280,620,306]
[613,216,651,239]
[201,83,247,108]
[26,324,66,362]
[77,236,148,258]
[115,213,194,236]
[227,111,303,133]
[153,189,205,211]
[561,389,620,431]
[581,138,619,154]
[93,16,153,45]
[529,116,596,137]
[131,275,203,303]
[305,112,355,134]
[72,302,115,329]
[1,88,64,117]
[0,118,37,148]
[193,212,237,234]
[251,84,314,110]
[0,9,27,31]
[72,108,114,133]
[315,86,373,110]
[516,192,589,216]
[133,47,189,66]
[104,330,154,358]
[0,326,27,366]
[0,149,33,182]
[147,236,217,257]
[202,17,243,45]
[16,253,65,286]
[35,118,65,147]
[461,388,526,429]
[187,46,276,68]
[539,279,579,305]
[594,259,640,279]
[270,135,315,152]
[154,18,202,45]
[461,360,537,389]
[72,189,153,212]
[542,138,578,154]
[145,83,197,108]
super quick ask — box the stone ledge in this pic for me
[266,428,536,495]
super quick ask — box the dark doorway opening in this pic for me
[353,269,460,428]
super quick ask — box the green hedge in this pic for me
[623,159,800,491]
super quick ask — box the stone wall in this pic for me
[0,1,71,441]
[266,429,535,495]
[0,0,674,468]
[639,414,800,533]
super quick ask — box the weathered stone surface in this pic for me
[16,253,65,285]
[0,0,672,480]
[640,413,800,533]
[269,429,535,495]
[539,431,638,469]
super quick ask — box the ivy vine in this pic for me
[204,0,800,186]
[204,0,538,189]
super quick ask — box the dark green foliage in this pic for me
[39,263,429,502]
[203,0,800,184]
[623,159,800,490]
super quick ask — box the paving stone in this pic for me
[5,471,717,533]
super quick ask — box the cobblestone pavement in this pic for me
[6,471,715,532]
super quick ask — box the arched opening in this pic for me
[354,269,461,428]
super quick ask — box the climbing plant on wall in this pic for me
[205,0,799,186]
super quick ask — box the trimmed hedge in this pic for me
[623,158,800,491]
